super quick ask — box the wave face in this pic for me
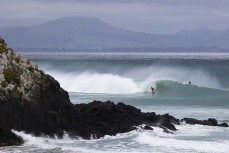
[154,80,227,97]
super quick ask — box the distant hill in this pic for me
[0,17,228,52]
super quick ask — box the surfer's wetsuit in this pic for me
[151,87,155,94]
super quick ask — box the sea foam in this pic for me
[8,124,229,153]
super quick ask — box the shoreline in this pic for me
[1,100,228,147]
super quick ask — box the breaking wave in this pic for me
[42,65,226,95]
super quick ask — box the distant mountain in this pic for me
[0,17,228,52]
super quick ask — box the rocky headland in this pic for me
[0,37,228,146]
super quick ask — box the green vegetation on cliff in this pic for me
[3,68,17,83]
[15,56,21,63]
[1,81,7,88]
[0,37,7,53]
[28,66,34,73]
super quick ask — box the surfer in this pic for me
[189,81,191,84]
[151,87,155,94]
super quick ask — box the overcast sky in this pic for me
[1,0,229,33]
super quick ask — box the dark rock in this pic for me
[182,118,199,125]
[182,118,226,127]
[160,121,177,131]
[162,113,180,125]
[0,129,23,147]
[219,123,229,127]
[149,113,178,131]
[208,118,218,126]
[142,125,153,130]
[76,100,179,138]
[76,101,145,137]
[0,72,92,138]
[160,126,173,134]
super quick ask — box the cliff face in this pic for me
[0,38,91,146]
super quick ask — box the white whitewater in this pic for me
[1,125,228,153]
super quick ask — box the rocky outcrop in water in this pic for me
[0,38,228,146]
[76,101,228,138]
[76,101,179,138]
[182,118,229,127]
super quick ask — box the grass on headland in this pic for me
[0,37,7,53]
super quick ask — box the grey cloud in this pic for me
[31,0,229,8]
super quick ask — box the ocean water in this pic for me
[1,53,229,153]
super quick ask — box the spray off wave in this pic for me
[51,72,142,94]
